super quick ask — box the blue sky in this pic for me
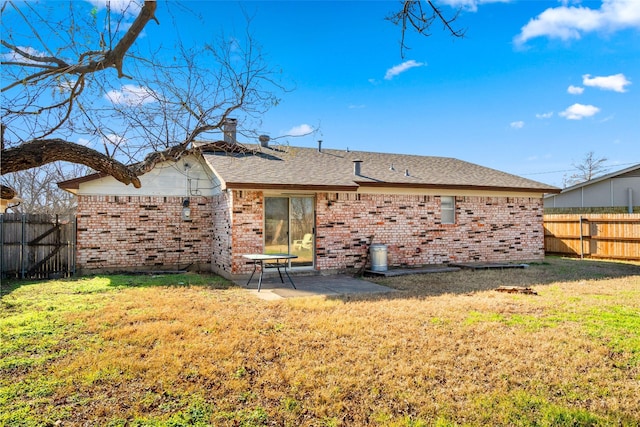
[5,0,640,188]
[170,0,637,188]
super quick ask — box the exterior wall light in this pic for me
[181,198,191,221]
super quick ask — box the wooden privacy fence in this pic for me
[544,214,640,260]
[1,213,76,279]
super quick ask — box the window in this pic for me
[441,196,455,224]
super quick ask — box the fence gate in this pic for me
[1,213,76,279]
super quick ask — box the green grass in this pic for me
[1,258,639,426]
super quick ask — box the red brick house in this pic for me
[59,138,560,278]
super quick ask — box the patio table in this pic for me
[243,254,298,292]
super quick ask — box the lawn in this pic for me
[1,257,639,426]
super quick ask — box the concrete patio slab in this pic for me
[237,274,396,300]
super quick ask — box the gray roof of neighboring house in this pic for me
[544,163,640,198]
[202,143,560,193]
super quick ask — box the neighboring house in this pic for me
[544,164,640,213]
[0,195,22,213]
[59,135,560,278]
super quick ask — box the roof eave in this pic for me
[223,182,359,192]
[355,181,561,194]
[57,172,108,192]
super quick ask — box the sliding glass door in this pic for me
[264,196,314,268]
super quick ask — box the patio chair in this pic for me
[293,233,313,250]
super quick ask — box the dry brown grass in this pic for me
[2,257,640,426]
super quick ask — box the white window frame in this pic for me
[441,196,455,224]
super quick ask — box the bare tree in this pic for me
[1,0,463,201]
[1,0,283,197]
[563,151,609,187]
[2,162,86,216]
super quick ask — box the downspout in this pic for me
[629,188,634,214]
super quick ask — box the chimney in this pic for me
[353,159,363,176]
[259,134,270,148]
[318,140,323,152]
[223,118,237,144]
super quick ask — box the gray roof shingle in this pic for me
[203,143,559,193]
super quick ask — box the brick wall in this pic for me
[315,193,544,271]
[229,190,264,274]
[76,191,545,276]
[211,192,232,277]
[226,191,544,275]
[76,195,213,273]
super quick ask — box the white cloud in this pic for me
[87,0,142,16]
[567,85,584,95]
[559,103,600,120]
[384,60,425,80]
[348,104,366,109]
[104,84,157,106]
[515,0,640,45]
[510,121,525,129]
[438,0,511,13]
[103,133,126,146]
[1,46,47,63]
[56,78,78,92]
[582,73,631,92]
[285,124,313,136]
[536,112,554,119]
[77,138,92,147]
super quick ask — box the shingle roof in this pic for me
[203,143,560,193]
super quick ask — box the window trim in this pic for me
[441,196,455,224]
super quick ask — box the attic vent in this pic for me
[404,169,410,177]
[389,163,395,171]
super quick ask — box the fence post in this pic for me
[21,213,26,279]
[72,215,77,276]
[0,214,3,280]
[579,216,584,259]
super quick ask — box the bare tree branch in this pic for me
[1,1,157,89]
[2,139,141,188]
[387,0,465,58]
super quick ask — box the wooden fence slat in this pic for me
[544,213,640,260]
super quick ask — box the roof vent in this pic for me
[259,134,270,148]
[318,140,323,153]
[389,163,395,171]
[353,159,363,176]
[404,169,410,177]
